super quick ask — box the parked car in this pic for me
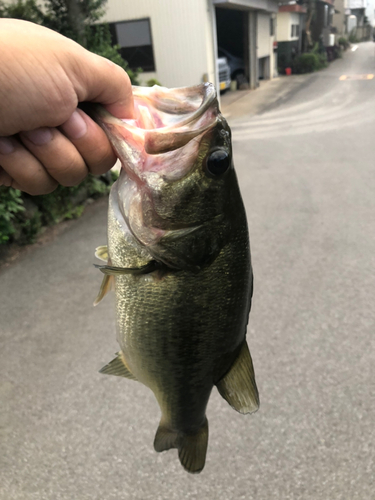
[218,47,245,83]
[217,56,231,92]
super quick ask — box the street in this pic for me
[1,43,375,499]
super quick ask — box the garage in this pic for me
[216,7,248,87]
[213,0,277,90]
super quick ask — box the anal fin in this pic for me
[216,341,259,414]
[99,352,138,380]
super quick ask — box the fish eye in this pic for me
[206,150,231,176]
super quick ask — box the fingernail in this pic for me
[23,128,53,145]
[0,137,14,155]
[61,110,87,139]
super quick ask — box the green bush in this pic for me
[146,78,162,87]
[348,30,359,43]
[293,53,320,73]
[293,47,328,74]
[0,174,114,246]
[0,188,25,244]
[338,37,350,49]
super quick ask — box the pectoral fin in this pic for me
[99,352,138,380]
[94,260,162,275]
[216,341,259,414]
[95,245,109,262]
[93,274,114,306]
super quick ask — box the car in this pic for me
[217,56,231,92]
[218,47,245,84]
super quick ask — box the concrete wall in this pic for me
[332,0,346,35]
[258,12,271,58]
[102,0,215,88]
[276,12,300,41]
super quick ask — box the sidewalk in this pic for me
[220,74,312,121]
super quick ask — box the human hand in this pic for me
[0,19,134,195]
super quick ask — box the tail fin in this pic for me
[154,419,209,474]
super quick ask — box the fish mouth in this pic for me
[84,83,219,180]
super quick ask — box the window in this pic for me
[109,18,155,71]
[291,24,300,38]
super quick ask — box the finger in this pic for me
[60,109,117,175]
[19,127,88,186]
[0,136,57,195]
[73,52,135,119]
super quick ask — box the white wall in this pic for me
[103,0,214,88]
[276,12,300,41]
[257,12,271,58]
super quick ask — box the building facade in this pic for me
[103,0,278,91]
[333,0,374,37]
[276,3,306,72]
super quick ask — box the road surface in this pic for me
[1,43,374,499]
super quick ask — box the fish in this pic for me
[88,83,259,474]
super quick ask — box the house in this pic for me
[102,0,278,91]
[276,2,306,72]
[333,0,374,39]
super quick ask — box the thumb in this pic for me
[73,51,135,119]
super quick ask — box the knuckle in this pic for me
[46,153,87,186]
[84,142,115,175]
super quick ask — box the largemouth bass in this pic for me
[89,83,259,474]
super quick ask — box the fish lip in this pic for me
[83,83,219,168]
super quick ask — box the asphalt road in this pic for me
[1,43,375,500]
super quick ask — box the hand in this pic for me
[0,19,134,195]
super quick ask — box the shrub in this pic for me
[0,188,25,244]
[293,53,320,73]
[146,78,162,87]
[348,30,359,43]
[333,45,343,59]
[0,174,114,246]
[293,45,328,74]
[338,37,350,50]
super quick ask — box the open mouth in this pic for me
[84,83,219,179]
